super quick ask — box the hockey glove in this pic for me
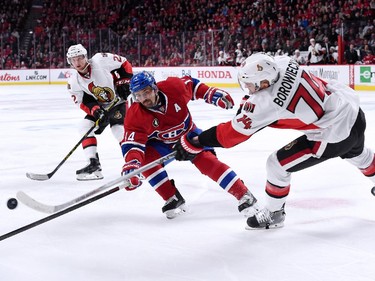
[204,88,234,109]
[173,134,203,161]
[91,105,107,121]
[91,105,109,134]
[122,160,143,190]
[115,78,131,100]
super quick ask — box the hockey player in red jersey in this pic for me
[174,52,375,228]
[67,44,133,181]
[121,71,260,219]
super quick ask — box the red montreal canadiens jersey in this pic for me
[216,56,360,148]
[122,76,206,163]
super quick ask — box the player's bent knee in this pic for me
[266,152,291,186]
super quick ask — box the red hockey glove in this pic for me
[204,88,234,109]
[121,160,143,190]
[173,134,203,161]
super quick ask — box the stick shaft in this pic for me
[0,186,120,241]
[26,120,98,180]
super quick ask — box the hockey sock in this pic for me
[142,164,177,201]
[193,151,248,199]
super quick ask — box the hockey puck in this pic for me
[371,186,375,196]
[7,198,18,210]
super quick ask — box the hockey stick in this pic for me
[18,152,176,213]
[0,185,120,241]
[25,119,100,181]
[25,100,119,181]
[0,152,176,242]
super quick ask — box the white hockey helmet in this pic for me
[66,44,88,65]
[238,52,279,93]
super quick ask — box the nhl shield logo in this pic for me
[152,118,159,127]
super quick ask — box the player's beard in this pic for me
[141,92,159,108]
[141,98,154,108]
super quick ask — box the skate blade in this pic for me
[76,171,104,181]
[245,222,284,230]
[164,204,187,219]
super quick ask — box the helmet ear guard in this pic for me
[66,44,88,65]
[238,52,279,93]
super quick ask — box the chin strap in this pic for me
[77,61,91,76]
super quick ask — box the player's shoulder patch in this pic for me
[243,101,255,113]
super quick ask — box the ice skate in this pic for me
[238,192,260,217]
[246,207,286,230]
[162,185,186,219]
[76,157,103,181]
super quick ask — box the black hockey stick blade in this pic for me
[0,186,120,241]
[1,152,176,241]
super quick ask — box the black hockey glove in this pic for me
[173,134,203,161]
[115,78,131,100]
[91,105,109,134]
[92,105,106,120]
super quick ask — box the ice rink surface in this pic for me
[1,84,375,281]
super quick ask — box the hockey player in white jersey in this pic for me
[67,44,133,180]
[173,52,375,229]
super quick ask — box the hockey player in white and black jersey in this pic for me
[174,52,375,229]
[67,44,133,181]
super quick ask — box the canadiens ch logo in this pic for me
[152,118,159,127]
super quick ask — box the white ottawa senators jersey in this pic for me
[67,53,127,112]
[217,56,360,148]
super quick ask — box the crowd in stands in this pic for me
[0,0,31,69]
[1,0,375,69]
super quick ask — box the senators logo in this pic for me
[88,82,115,102]
[113,110,123,120]
[284,140,297,150]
